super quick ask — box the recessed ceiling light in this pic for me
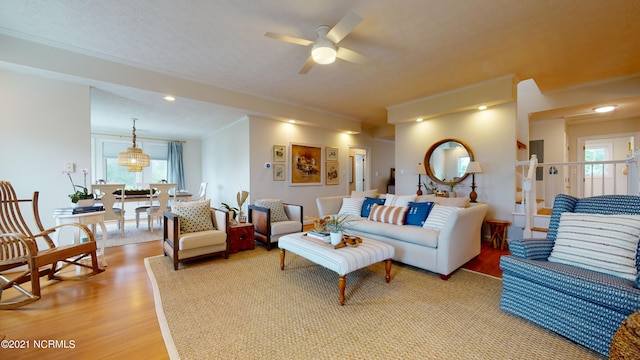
[416,118,423,122]
[163,95,176,102]
[288,119,296,123]
[478,105,487,110]
[594,105,616,113]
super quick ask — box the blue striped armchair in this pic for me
[500,194,640,356]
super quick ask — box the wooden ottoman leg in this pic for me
[280,249,286,270]
[338,275,346,306]
[385,259,392,283]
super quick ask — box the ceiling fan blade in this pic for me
[265,32,314,46]
[326,12,363,44]
[299,56,315,74]
[336,47,369,64]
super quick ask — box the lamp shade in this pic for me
[118,118,150,172]
[466,161,483,174]
[414,163,427,175]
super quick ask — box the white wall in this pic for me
[1,70,91,229]
[530,118,566,202]
[395,103,517,237]
[201,117,250,213]
[201,116,396,219]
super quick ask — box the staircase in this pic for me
[513,149,639,238]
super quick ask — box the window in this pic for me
[98,139,168,189]
[584,143,611,177]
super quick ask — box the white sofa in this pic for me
[316,195,489,279]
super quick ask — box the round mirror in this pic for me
[424,138,474,185]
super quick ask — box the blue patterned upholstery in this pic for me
[500,194,640,356]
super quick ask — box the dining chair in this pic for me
[92,183,126,236]
[193,182,208,201]
[146,183,176,231]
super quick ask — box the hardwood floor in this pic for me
[1,241,169,359]
[1,234,509,359]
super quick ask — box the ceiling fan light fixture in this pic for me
[312,42,337,64]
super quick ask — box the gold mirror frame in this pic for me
[423,138,474,185]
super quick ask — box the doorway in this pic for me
[579,134,635,196]
[349,147,369,193]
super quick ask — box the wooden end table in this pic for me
[228,222,255,254]
[486,219,511,249]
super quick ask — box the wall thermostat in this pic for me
[265,163,271,169]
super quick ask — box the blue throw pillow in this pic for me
[361,197,385,217]
[405,201,435,226]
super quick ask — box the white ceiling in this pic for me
[1,1,639,140]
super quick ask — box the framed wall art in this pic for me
[290,143,322,186]
[326,147,338,161]
[273,163,286,181]
[326,161,339,185]
[273,145,285,162]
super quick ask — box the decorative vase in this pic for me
[330,231,343,246]
[239,215,247,223]
[75,199,94,207]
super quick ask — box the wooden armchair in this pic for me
[248,200,303,251]
[163,201,229,270]
[0,180,103,309]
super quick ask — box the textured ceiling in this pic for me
[1,0,639,139]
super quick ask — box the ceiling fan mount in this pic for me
[265,12,368,74]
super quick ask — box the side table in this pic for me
[486,219,511,250]
[228,222,255,254]
[53,210,108,268]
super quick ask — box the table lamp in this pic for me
[414,163,427,195]
[466,161,483,202]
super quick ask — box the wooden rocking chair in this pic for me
[0,180,104,310]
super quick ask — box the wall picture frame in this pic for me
[273,163,286,181]
[326,147,338,161]
[290,143,322,186]
[273,145,285,162]
[326,161,339,185]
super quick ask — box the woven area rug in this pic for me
[145,249,604,360]
[102,219,162,247]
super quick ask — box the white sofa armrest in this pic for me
[436,203,489,276]
[316,196,348,217]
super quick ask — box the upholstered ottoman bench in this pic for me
[278,232,395,305]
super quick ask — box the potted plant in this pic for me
[236,189,249,222]
[222,188,249,223]
[441,178,459,197]
[64,168,94,206]
[326,214,351,246]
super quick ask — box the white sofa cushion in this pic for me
[548,213,640,281]
[383,194,416,207]
[423,205,462,231]
[350,189,378,198]
[345,217,439,248]
[338,197,365,216]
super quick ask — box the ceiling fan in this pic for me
[265,11,368,74]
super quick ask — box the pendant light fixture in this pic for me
[118,118,150,172]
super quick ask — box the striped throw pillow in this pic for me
[548,213,640,281]
[368,204,409,225]
[422,205,462,231]
[338,197,365,217]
